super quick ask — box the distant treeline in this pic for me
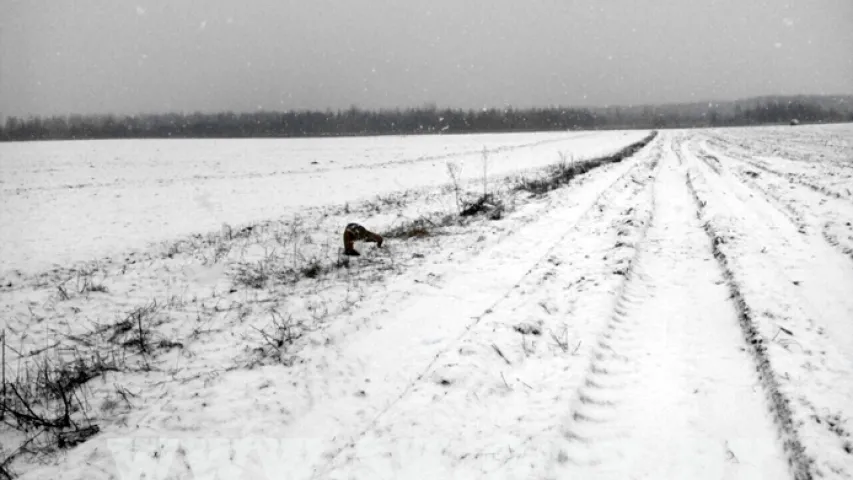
[2,96,852,141]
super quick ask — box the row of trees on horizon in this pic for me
[2,97,851,142]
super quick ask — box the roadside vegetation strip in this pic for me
[226,130,660,293]
[514,131,658,195]
[684,160,814,480]
[0,132,657,297]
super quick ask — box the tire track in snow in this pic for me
[547,133,791,479]
[706,130,853,172]
[283,136,663,479]
[685,136,853,479]
[702,135,853,205]
[689,136,812,236]
[698,135,853,263]
[315,141,661,479]
[821,221,853,263]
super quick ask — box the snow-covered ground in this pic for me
[1,125,852,479]
[0,130,644,276]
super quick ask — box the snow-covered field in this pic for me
[1,124,852,479]
[0,130,644,276]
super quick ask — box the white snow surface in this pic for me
[1,124,853,480]
[0,130,644,276]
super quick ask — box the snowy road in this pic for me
[549,142,789,479]
[311,134,794,479]
[4,126,853,480]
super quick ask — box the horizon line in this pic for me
[3,92,853,122]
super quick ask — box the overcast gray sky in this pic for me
[1,0,852,119]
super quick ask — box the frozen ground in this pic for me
[1,125,852,479]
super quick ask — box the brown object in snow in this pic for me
[343,223,383,256]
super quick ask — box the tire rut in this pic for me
[702,135,853,205]
[685,136,853,479]
[697,135,853,263]
[310,139,664,479]
[547,132,791,479]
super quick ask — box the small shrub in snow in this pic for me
[249,309,312,366]
[460,193,505,220]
